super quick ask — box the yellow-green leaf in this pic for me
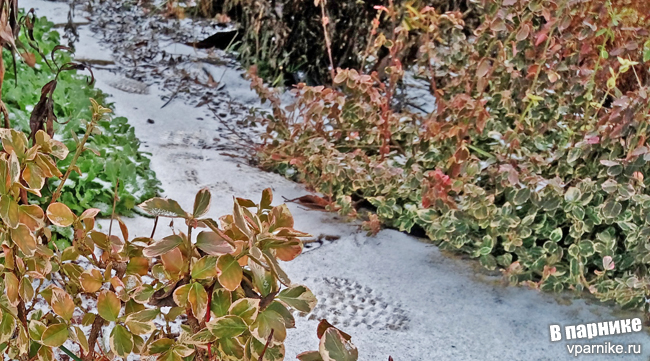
[41,323,69,347]
[147,338,174,354]
[97,290,121,322]
[252,308,286,343]
[262,249,291,286]
[19,277,34,302]
[28,320,46,341]
[0,196,20,228]
[207,315,248,338]
[210,289,231,318]
[110,324,134,357]
[191,256,218,279]
[73,326,89,353]
[278,285,317,313]
[319,327,358,361]
[0,311,15,344]
[188,283,208,320]
[229,298,259,325]
[172,284,191,308]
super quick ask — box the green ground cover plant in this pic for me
[249,0,650,316]
[3,11,161,224]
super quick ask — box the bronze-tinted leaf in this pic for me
[271,204,294,229]
[196,231,235,255]
[193,188,211,218]
[50,287,75,321]
[126,257,150,276]
[216,254,243,291]
[161,247,184,275]
[143,235,183,257]
[18,204,45,231]
[5,272,19,306]
[260,188,273,209]
[80,269,103,293]
[138,198,188,218]
[46,202,75,227]
[11,224,37,256]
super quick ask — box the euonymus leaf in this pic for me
[41,323,69,348]
[50,287,75,321]
[228,298,260,325]
[139,197,188,218]
[208,315,248,338]
[46,202,75,227]
[211,289,232,318]
[110,324,134,357]
[193,188,211,218]
[97,290,121,322]
[217,254,243,291]
[143,234,183,257]
[188,283,209,320]
[319,327,358,361]
[196,231,235,255]
[191,256,218,279]
[278,285,317,313]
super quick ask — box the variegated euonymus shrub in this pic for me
[0,99,361,361]
[251,0,650,316]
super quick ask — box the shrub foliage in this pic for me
[251,0,650,312]
[0,99,360,360]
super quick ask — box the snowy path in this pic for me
[22,0,650,359]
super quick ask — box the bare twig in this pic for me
[318,0,336,83]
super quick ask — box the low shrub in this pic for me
[0,99,361,361]
[251,0,650,313]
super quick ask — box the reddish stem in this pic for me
[206,286,213,358]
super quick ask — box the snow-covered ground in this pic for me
[22,0,650,359]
